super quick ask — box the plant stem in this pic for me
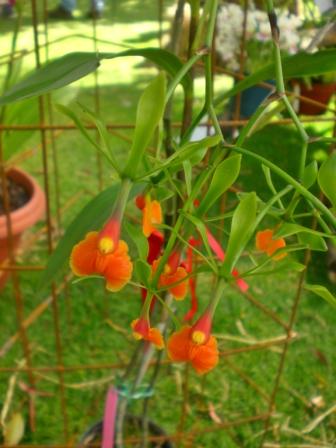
[230,145,336,229]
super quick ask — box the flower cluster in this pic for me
[216,3,303,72]
[69,188,287,376]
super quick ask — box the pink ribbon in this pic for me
[102,387,118,448]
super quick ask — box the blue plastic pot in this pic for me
[230,80,275,118]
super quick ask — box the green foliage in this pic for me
[124,221,149,261]
[216,49,336,107]
[134,260,151,287]
[0,49,191,106]
[305,284,336,307]
[302,160,318,189]
[221,192,257,277]
[197,154,242,216]
[123,73,166,177]
[318,153,336,209]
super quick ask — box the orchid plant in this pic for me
[216,2,304,72]
[1,0,336,446]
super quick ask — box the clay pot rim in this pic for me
[0,167,45,238]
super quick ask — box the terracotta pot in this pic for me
[0,167,45,289]
[296,82,336,115]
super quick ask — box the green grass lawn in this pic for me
[1,1,336,447]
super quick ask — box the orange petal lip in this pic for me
[167,326,218,374]
[131,318,164,349]
[142,197,162,237]
[256,229,287,260]
[152,259,188,300]
[70,232,132,292]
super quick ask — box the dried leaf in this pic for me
[4,413,25,446]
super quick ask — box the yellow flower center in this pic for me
[132,332,142,341]
[98,237,115,254]
[191,330,206,345]
[164,264,172,274]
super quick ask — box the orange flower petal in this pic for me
[167,326,191,362]
[165,266,188,300]
[189,336,219,374]
[142,199,162,237]
[148,328,164,349]
[266,237,286,259]
[131,319,164,349]
[70,232,99,276]
[150,200,162,225]
[256,229,287,260]
[100,240,133,291]
[256,229,273,252]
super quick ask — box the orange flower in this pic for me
[167,326,218,374]
[256,228,287,260]
[131,317,164,349]
[136,195,162,237]
[70,231,132,291]
[152,254,188,301]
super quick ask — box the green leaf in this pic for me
[123,73,166,177]
[216,49,336,107]
[124,221,148,261]
[298,232,327,251]
[197,154,241,216]
[221,192,257,276]
[79,103,119,171]
[0,53,100,105]
[176,135,220,167]
[0,49,191,105]
[56,103,118,169]
[275,223,328,239]
[147,135,220,178]
[318,153,336,209]
[134,260,151,287]
[305,284,336,307]
[183,160,192,196]
[302,161,318,189]
[39,182,143,289]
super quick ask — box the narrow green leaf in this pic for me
[177,135,220,167]
[124,221,148,261]
[56,103,98,149]
[242,260,306,277]
[275,223,329,239]
[146,135,220,178]
[221,192,257,276]
[39,183,143,289]
[197,154,242,216]
[298,232,327,251]
[302,161,318,189]
[0,52,100,105]
[305,284,336,307]
[318,153,336,209]
[182,212,217,272]
[134,260,151,287]
[123,73,166,177]
[56,103,117,168]
[0,49,191,105]
[183,160,192,196]
[79,103,119,171]
[215,49,336,107]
